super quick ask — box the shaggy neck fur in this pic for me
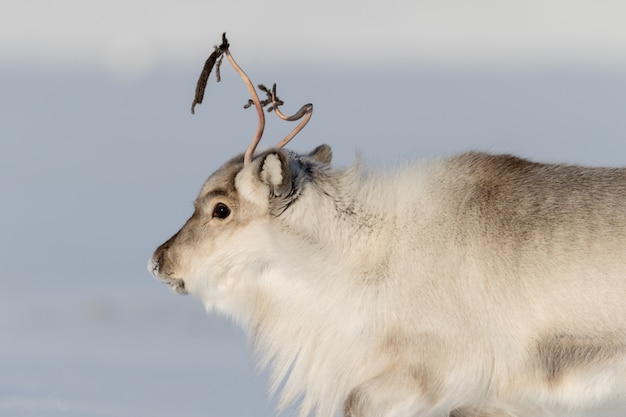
[242,162,428,417]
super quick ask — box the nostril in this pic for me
[148,253,163,275]
[155,254,164,272]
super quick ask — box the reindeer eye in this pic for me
[212,203,231,219]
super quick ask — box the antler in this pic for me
[223,51,266,165]
[258,84,313,149]
[192,33,265,165]
[192,33,313,165]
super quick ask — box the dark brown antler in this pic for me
[192,33,313,165]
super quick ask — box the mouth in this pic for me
[160,277,188,295]
[148,258,188,295]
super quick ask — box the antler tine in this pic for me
[274,104,313,148]
[264,84,313,149]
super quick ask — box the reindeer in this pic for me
[149,34,626,417]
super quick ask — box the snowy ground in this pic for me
[0,281,272,417]
[1,67,625,416]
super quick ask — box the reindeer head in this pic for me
[149,33,329,313]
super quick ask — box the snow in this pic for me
[1,67,625,416]
[0,277,272,417]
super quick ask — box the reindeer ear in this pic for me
[259,151,292,198]
[308,144,332,165]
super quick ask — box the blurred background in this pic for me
[1,1,625,416]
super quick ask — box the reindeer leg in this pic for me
[343,368,445,417]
